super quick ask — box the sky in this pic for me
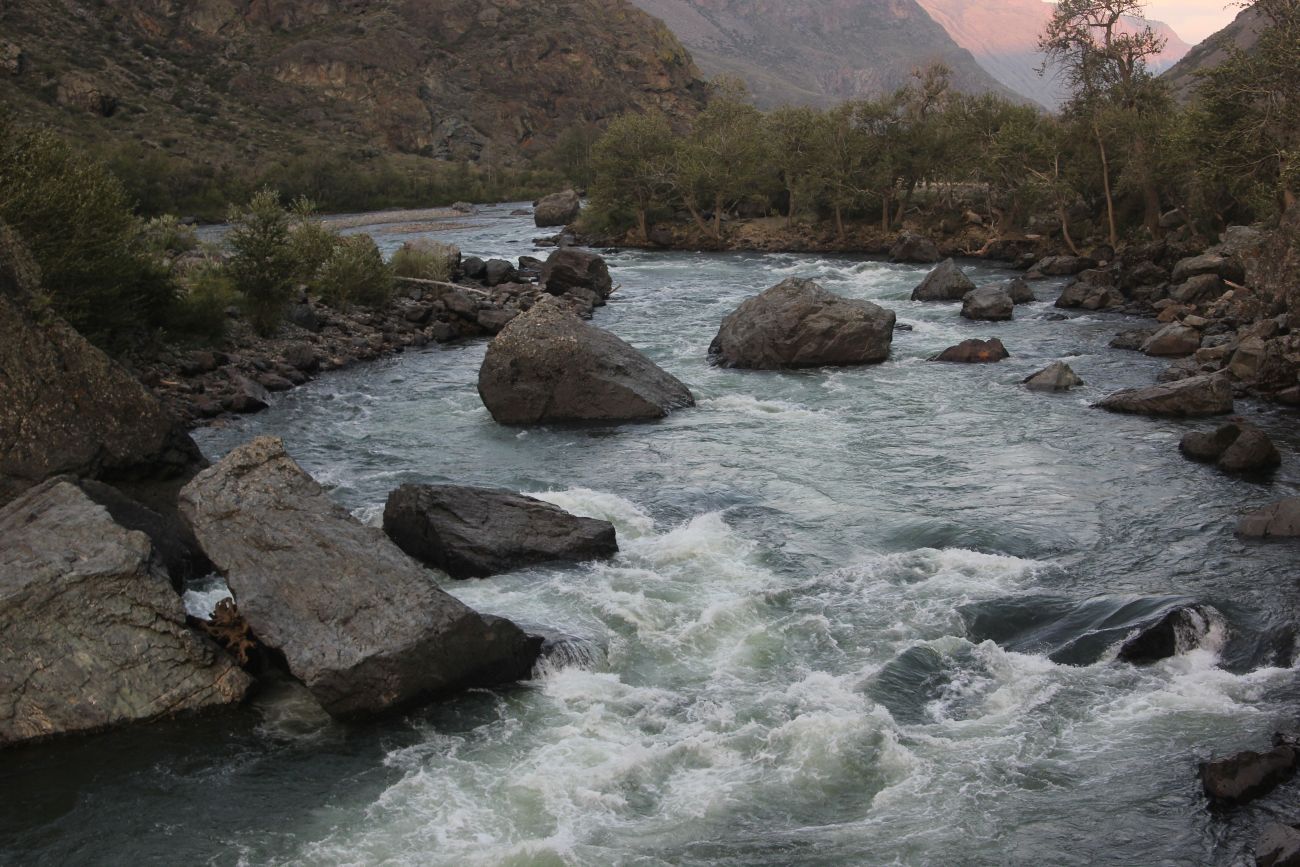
[1130,1,1241,42]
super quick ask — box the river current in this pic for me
[5,205,1300,866]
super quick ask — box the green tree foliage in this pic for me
[316,234,393,310]
[0,116,176,349]
[226,189,298,336]
[588,112,677,240]
[1196,0,1300,217]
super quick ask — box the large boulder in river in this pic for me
[961,285,1014,321]
[1238,498,1300,539]
[1116,604,1222,665]
[178,437,541,719]
[478,300,694,424]
[710,277,895,369]
[384,484,618,579]
[1005,277,1036,304]
[931,338,1009,363]
[1023,362,1083,392]
[1094,374,1233,417]
[890,231,940,263]
[0,479,251,747]
[1181,423,1280,474]
[534,190,581,227]
[911,258,976,301]
[0,294,205,507]
[540,248,613,301]
[1201,742,1298,807]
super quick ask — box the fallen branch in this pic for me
[393,276,492,298]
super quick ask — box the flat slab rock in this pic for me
[1094,374,1234,417]
[0,479,250,747]
[1238,497,1300,539]
[710,277,895,369]
[179,437,540,719]
[478,299,694,424]
[384,484,618,579]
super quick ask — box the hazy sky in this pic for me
[1135,1,1241,42]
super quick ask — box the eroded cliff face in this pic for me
[626,0,1021,109]
[0,0,706,165]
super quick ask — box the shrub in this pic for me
[170,263,239,342]
[317,234,393,310]
[226,188,297,335]
[286,196,340,286]
[0,117,177,349]
[390,239,458,283]
[141,214,199,259]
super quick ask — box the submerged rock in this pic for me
[710,277,896,369]
[179,437,541,719]
[534,190,581,228]
[383,484,618,579]
[911,258,976,301]
[961,285,1014,321]
[1023,362,1083,392]
[0,480,251,747]
[1116,604,1222,665]
[1201,742,1298,807]
[1094,374,1233,417]
[1256,823,1300,867]
[1238,498,1300,539]
[931,338,1009,363]
[478,299,694,424]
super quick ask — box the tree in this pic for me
[588,112,676,240]
[1197,0,1300,216]
[1040,0,1170,242]
[226,189,298,336]
[765,106,821,225]
[671,79,771,241]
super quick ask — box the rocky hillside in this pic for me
[0,0,706,168]
[916,0,1190,108]
[1162,5,1267,100]
[625,0,1020,109]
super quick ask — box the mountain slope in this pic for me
[626,0,1023,109]
[1161,5,1267,100]
[916,0,1190,108]
[0,0,706,168]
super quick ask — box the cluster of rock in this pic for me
[1180,422,1281,474]
[1201,733,1300,864]
[147,246,615,426]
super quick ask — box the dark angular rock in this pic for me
[0,480,251,746]
[461,256,487,281]
[1094,375,1234,417]
[478,299,694,425]
[179,437,541,719]
[911,258,976,301]
[1179,424,1242,463]
[1032,255,1097,276]
[383,484,619,579]
[1219,427,1282,473]
[1117,605,1220,665]
[889,231,941,263]
[961,285,1014,321]
[1171,273,1227,305]
[1110,328,1157,351]
[540,249,613,300]
[1201,745,1297,807]
[931,338,1009,363]
[1005,277,1036,304]
[484,258,517,287]
[710,277,895,369]
[1023,362,1083,391]
[1142,323,1202,357]
[534,190,581,228]
[0,295,205,508]
[1256,822,1300,867]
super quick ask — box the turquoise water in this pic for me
[5,205,1299,866]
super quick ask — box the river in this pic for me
[5,204,1300,866]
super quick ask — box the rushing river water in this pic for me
[6,205,1300,866]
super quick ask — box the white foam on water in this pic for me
[181,580,232,619]
[351,502,385,527]
[527,488,657,539]
[696,394,831,422]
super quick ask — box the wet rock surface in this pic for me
[178,437,541,718]
[383,484,619,579]
[0,480,251,747]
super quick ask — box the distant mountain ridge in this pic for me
[916,0,1191,108]
[1161,5,1268,100]
[625,0,1024,109]
[0,0,707,168]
